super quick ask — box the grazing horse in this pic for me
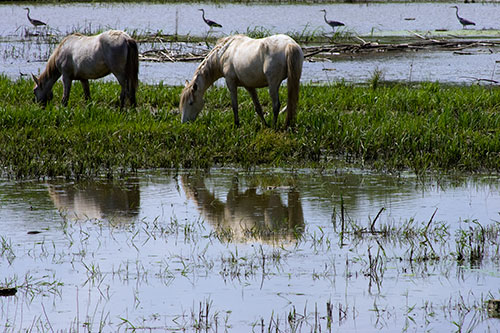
[32,30,138,107]
[180,34,304,128]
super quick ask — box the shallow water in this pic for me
[0,2,499,85]
[1,169,499,331]
[2,3,499,38]
[2,39,499,86]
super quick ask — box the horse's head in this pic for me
[180,79,204,123]
[31,74,53,106]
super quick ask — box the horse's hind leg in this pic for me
[80,79,91,101]
[268,84,281,128]
[115,72,136,107]
[226,79,240,127]
[128,84,136,106]
[117,77,135,107]
[119,87,127,108]
[245,87,267,127]
[114,74,128,107]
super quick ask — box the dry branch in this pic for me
[138,37,500,63]
[302,39,500,59]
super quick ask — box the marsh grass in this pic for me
[330,201,500,268]
[242,26,274,39]
[1,76,500,179]
[239,25,344,44]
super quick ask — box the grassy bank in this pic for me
[0,75,499,179]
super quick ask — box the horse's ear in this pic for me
[31,73,39,85]
[184,80,189,87]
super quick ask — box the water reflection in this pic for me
[47,180,140,223]
[38,170,500,237]
[2,174,500,331]
[181,174,304,243]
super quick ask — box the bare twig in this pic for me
[370,207,385,233]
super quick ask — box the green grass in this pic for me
[1,75,499,179]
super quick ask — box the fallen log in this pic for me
[139,38,500,62]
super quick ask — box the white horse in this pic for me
[180,34,304,128]
[32,30,139,107]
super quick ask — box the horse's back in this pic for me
[225,34,301,87]
[98,30,133,51]
[261,34,302,76]
[56,30,132,79]
[95,30,132,66]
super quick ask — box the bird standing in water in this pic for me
[320,9,345,33]
[198,9,222,28]
[451,6,476,29]
[23,7,46,27]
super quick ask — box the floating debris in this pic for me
[0,288,17,297]
[302,38,500,60]
[140,49,206,62]
[139,36,500,63]
[488,299,500,318]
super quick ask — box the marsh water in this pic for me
[1,169,500,331]
[0,2,499,85]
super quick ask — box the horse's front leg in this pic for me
[61,76,72,106]
[245,87,267,127]
[226,80,240,127]
[80,79,91,101]
[268,84,281,128]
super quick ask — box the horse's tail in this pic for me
[126,38,139,106]
[285,42,304,128]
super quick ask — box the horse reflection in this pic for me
[48,181,140,223]
[181,174,304,243]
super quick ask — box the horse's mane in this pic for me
[192,35,243,82]
[180,36,239,105]
[180,35,248,109]
[39,34,82,83]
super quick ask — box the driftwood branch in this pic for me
[139,50,206,62]
[302,39,500,59]
[138,36,500,63]
[460,76,500,84]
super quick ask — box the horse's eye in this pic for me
[189,101,193,106]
